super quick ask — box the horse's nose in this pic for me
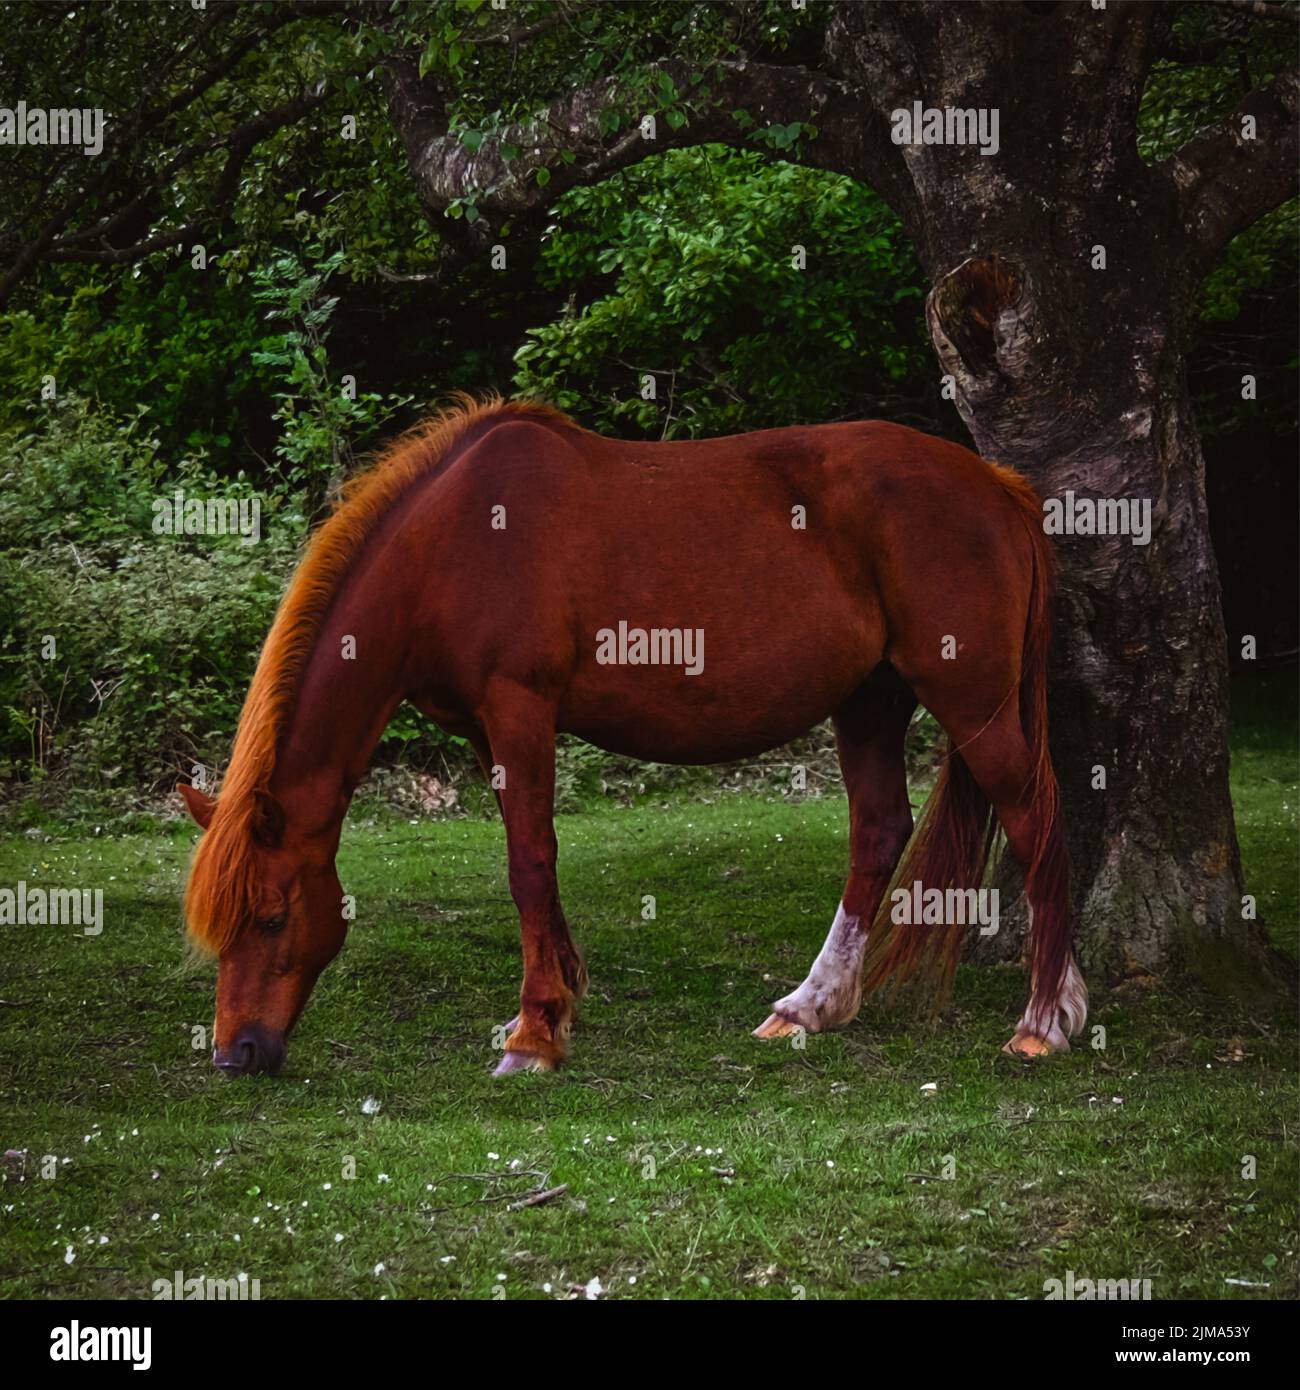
[212,1025,285,1077]
[212,1034,257,1076]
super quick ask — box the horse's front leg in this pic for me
[480,691,587,1074]
[754,670,914,1038]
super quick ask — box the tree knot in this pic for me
[926,253,1024,376]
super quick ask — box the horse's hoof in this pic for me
[753,1012,804,1039]
[1001,1030,1059,1058]
[493,1050,555,1076]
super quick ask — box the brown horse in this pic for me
[180,396,1086,1077]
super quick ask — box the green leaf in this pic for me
[417,40,440,80]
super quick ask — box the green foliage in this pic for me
[1138,4,1296,164]
[1199,203,1299,324]
[0,268,267,462]
[0,397,303,795]
[513,149,930,437]
[0,0,1294,810]
[1193,200,1298,443]
[250,243,414,505]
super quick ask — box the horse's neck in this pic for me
[268,571,410,838]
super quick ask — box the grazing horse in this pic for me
[180,396,1087,1077]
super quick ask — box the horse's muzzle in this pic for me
[213,1024,286,1077]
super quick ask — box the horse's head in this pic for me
[180,783,347,1077]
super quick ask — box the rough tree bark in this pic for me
[826,2,1297,995]
[380,1,1296,997]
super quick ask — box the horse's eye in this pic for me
[260,914,287,936]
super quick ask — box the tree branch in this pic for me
[467,0,599,47]
[382,50,866,250]
[1159,70,1300,261]
[1197,0,1300,24]
[0,2,362,306]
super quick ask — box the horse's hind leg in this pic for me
[754,667,915,1038]
[921,696,1085,1057]
[478,688,587,1075]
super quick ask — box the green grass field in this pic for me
[1,681,1295,1301]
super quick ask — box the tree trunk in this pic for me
[821,2,1291,996]
[923,253,1279,996]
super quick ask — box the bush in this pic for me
[0,397,303,797]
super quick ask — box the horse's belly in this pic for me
[558,619,880,764]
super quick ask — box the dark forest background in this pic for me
[0,0,1294,813]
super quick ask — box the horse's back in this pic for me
[413,412,1038,761]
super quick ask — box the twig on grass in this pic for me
[507,1183,569,1211]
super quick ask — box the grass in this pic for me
[0,678,1294,1301]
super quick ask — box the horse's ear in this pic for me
[250,790,285,849]
[178,782,216,830]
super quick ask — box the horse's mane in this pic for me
[184,393,571,954]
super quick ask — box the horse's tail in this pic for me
[1008,484,1081,1044]
[863,471,1080,1038]
[859,733,997,1011]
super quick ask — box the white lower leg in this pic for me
[1013,956,1089,1050]
[762,903,866,1033]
